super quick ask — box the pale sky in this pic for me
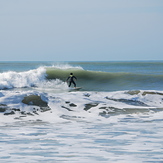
[0,0,163,61]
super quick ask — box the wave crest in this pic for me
[51,63,83,70]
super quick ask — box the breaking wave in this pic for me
[1,63,163,92]
[0,67,47,90]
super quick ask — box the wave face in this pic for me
[46,67,163,91]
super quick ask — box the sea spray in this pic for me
[51,63,83,70]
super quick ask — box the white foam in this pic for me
[1,89,163,124]
[1,89,163,163]
[0,67,46,89]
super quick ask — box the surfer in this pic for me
[66,73,77,88]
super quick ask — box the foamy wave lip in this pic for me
[51,63,83,70]
[0,67,47,90]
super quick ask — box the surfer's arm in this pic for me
[66,77,70,82]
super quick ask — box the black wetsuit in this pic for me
[67,75,77,87]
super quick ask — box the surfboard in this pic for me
[69,87,82,91]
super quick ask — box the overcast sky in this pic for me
[0,0,163,61]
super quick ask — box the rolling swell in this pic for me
[46,67,163,91]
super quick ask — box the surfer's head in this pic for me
[70,73,73,75]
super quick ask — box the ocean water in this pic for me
[0,61,163,163]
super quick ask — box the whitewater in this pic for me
[0,61,163,163]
